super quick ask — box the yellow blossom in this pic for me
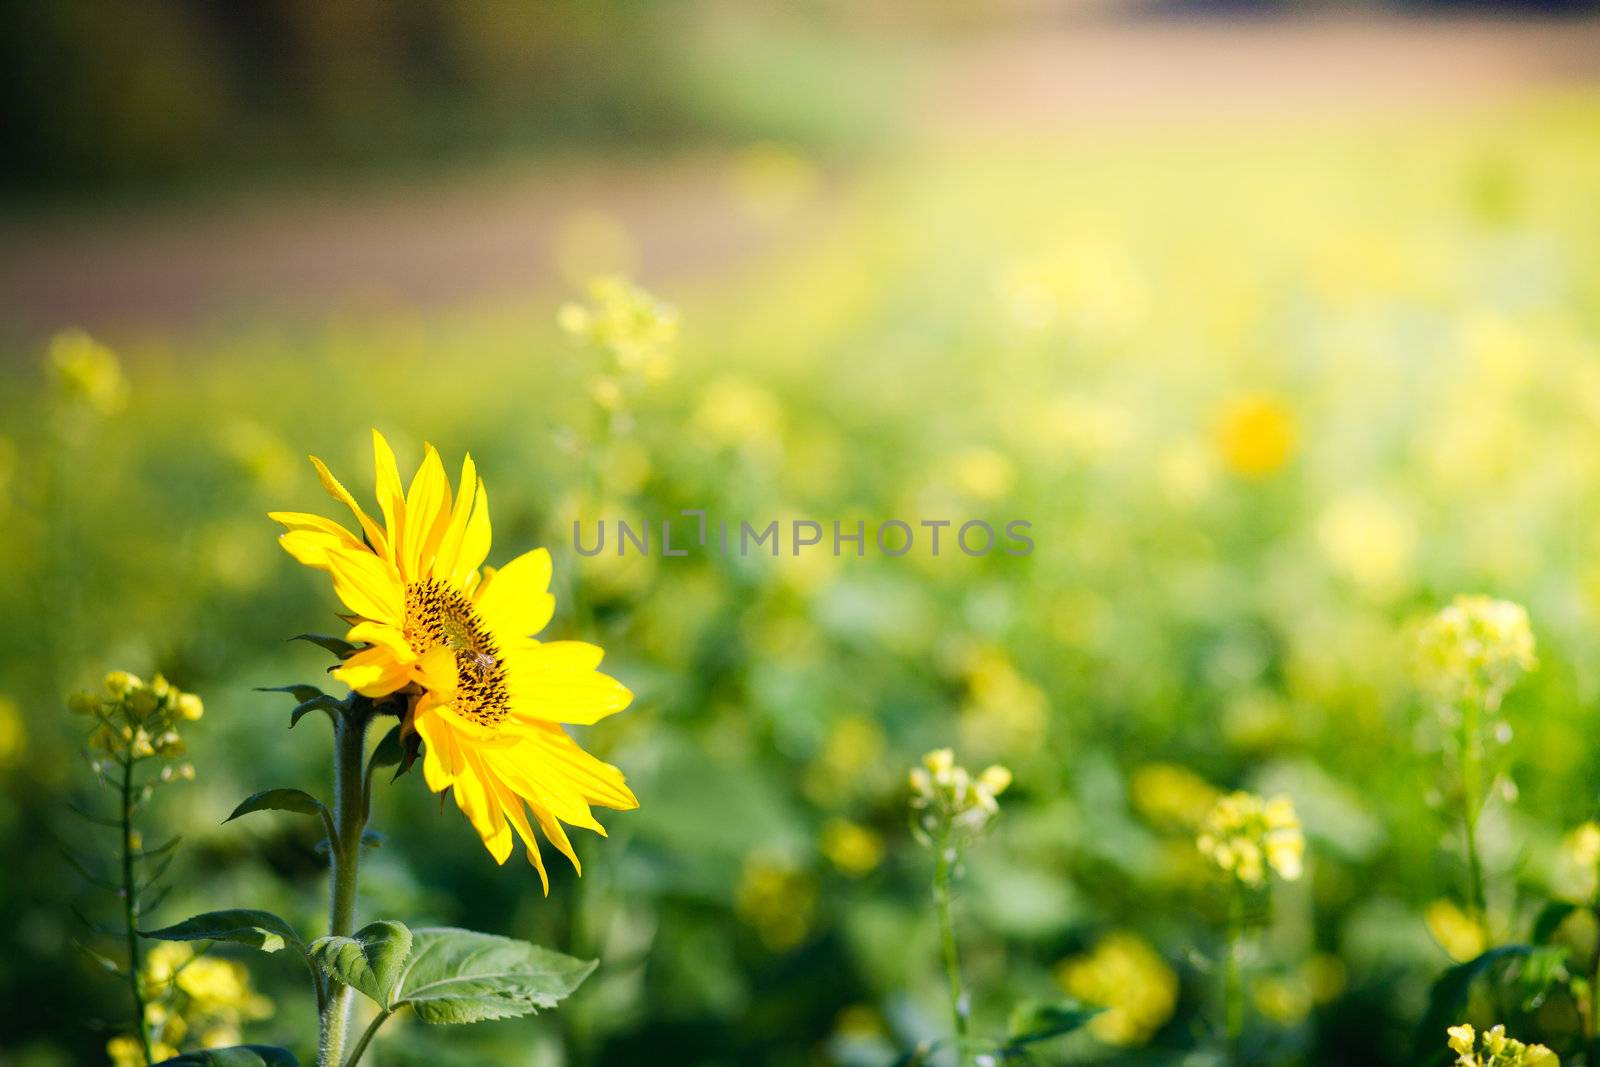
[820,818,884,877]
[1056,933,1178,1046]
[1426,899,1486,962]
[1447,1022,1559,1066]
[270,430,637,888]
[1215,393,1296,479]
[909,747,1012,841]
[1415,595,1536,705]
[1197,791,1304,887]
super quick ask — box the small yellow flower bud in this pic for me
[128,686,160,718]
[923,748,955,776]
[978,765,1013,797]
[175,692,204,721]
[104,671,141,699]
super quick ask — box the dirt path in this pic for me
[2,15,1597,342]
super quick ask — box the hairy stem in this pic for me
[317,707,371,1067]
[933,831,969,1063]
[120,755,154,1065]
[1225,884,1245,1066]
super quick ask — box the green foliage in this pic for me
[387,928,596,1024]
[225,789,330,827]
[1002,999,1102,1050]
[143,910,303,955]
[309,920,413,1010]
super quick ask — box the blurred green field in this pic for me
[5,93,1600,1066]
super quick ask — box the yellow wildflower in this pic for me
[1056,933,1178,1046]
[1197,791,1304,887]
[1415,595,1536,705]
[1447,1023,1559,1066]
[1215,393,1296,479]
[820,818,884,877]
[1426,899,1486,963]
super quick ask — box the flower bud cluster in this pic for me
[1447,1023,1559,1067]
[558,275,678,411]
[1196,791,1304,887]
[908,747,1012,843]
[1416,596,1536,707]
[72,670,201,775]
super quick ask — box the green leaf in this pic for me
[291,694,345,729]
[153,1046,299,1066]
[369,724,405,768]
[225,788,330,825]
[1004,998,1103,1048]
[256,684,327,704]
[311,920,413,1010]
[1532,900,1579,944]
[292,633,359,659]
[1413,944,1533,1065]
[143,909,303,954]
[391,928,596,1024]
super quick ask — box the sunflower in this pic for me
[271,430,637,890]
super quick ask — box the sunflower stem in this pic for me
[317,702,371,1067]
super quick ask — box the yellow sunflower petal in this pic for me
[455,748,514,863]
[513,722,638,812]
[345,621,416,664]
[485,776,551,892]
[308,455,388,559]
[505,654,633,726]
[402,444,452,580]
[474,548,555,638]
[323,548,404,623]
[448,477,493,587]
[331,646,410,697]
[431,453,478,581]
[279,529,355,570]
[414,704,463,792]
[371,429,407,565]
[526,800,582,875]
[270,510,362,547]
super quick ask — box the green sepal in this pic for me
[291,633,359,659]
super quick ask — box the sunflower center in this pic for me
[403,578,509,728]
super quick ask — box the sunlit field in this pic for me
[6,89,1600,1067]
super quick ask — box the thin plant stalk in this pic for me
[317,705,372,1067]
[1590,848,1600,1066]
[932,828,969,1064]
[119,752,155,1065]
[1224,884,1245,1067]
[1458,694,1491,941]
[345,1009,392,1067]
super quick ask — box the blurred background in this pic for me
[4,2,1600,1065]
